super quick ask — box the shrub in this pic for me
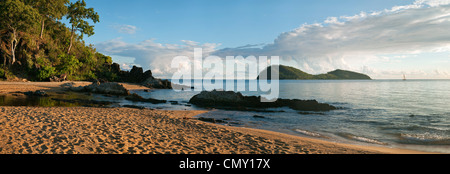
[0,68,5,79]
[57,54,81,76]
[37,65,57,81]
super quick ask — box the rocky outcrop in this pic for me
[189,90,337,112]
[141,77,172,89]
[108,64,172,89]
[126,66,154,83]
[69,82,130,96]
[124,93,167,104]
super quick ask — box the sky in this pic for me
[77,0,450,79]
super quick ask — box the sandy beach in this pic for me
[0,81,150,95]
[0,82,430,154]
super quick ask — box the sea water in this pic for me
[133,79,450,153]
[1,80,448,153]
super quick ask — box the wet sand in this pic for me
[0,82,431,154]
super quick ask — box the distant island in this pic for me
[257,65,372,80]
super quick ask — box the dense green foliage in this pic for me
[326,69,372,80]
[258,65,372,80]
[0,0,116,81]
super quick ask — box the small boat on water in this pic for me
[403,74,406,81]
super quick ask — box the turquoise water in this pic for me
[135,79,450,153]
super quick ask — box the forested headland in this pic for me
[0,0,123,82]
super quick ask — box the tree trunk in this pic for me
[67,26,75,54]
[2,49,6,66]
[10,28,17,65]
[40,19,45,39]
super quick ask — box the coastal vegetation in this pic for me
[257,65,372,80]
[0,0,117,82]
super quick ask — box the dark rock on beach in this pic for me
[108,65,172,89]
[123,66,154,84]
[189,90,337,112]
[197,117,227,124]
[125,93,167,104]
[69,82,130,96]
[141,76,172,89]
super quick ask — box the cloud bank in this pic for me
[97,0,450,79]
[96,39,220,76]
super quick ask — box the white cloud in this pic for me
[421,0,450,7]
[210,1,450,77]
[96,38,220,78]
[97,0,450,79]
[113,24,138,34]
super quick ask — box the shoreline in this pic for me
[0,81,150,95]
[0,81,434,154]
[0,106,431,154]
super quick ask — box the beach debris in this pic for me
[49,74,67,82]
[125,93,167,104]
[189,90,337,112]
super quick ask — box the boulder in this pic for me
[70,82,130,96]
[189,90,337,112]
[189,90,245,106]
[141,77,172,89]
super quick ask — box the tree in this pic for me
[24,0,69,39]
[0,0,40,65]
[66,0,99,54]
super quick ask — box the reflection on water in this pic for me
[0,92,112,107]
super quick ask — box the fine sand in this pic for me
[0,81,431,154]
[0,106,430,154]
[0,81,150,95]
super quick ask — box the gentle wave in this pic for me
[397,133,450,145]
[381,125,450,133]
[294,129,324,138]
[337,133,387,145]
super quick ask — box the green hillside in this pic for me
[0,0,118,81]
[257,65,371,80]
